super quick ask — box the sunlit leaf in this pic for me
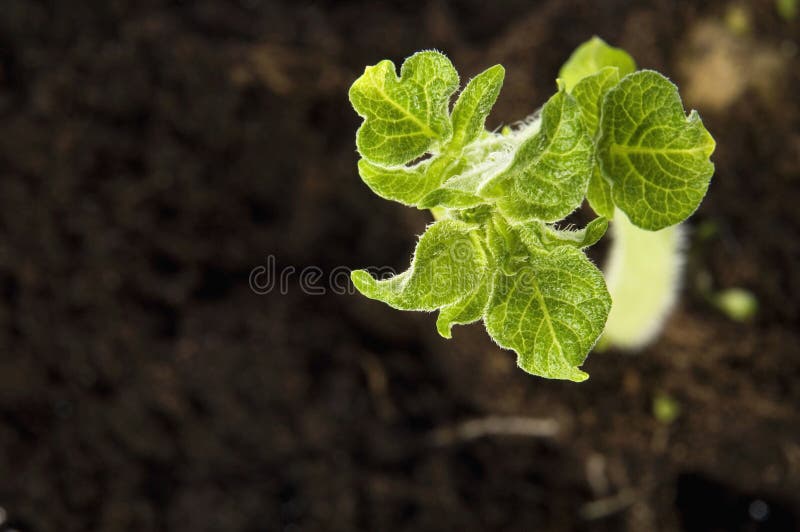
[349,51,459,165]
[597,70,716,230]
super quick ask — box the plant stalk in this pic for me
[601,211,685,350]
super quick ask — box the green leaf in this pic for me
[418,146,513,209]
[351,219,486,310]
[358,154,462,206]
[597,70,716,230]
[491,89,593,222]
[358,159,434,206]
[449,65,505,150]
[586,168,615,218]
[419,187,485,209]
[520,217,609,251]
[485,213,528,275]
[450,204,494,224]
[436,276,490,338]
[484,246,611,382]
[559,36,636,92]
[571,68,621,218]
[349,51,459,166]
[572,67,621,137]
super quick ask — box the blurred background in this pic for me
[0,0,798,531]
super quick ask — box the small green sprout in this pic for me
[349,37,715,381]
[724,4,752,35]
[713,288,758,321]
[777,0,798,21]
[653,393,681,424]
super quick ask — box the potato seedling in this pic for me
[349,37,715,381]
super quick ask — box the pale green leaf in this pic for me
[597,70,716,230]
[485,214,528,275]
[349,51,459,166]
[419,187,485,209]
[491,89,593,222]
[450,204,494,224]
[519,217,609,251]
[559,36,636,92]
[484,246,611,382]
[572,67,621,137]
[358,154,462,206]
[571,68,621,219]
[351,219,486,310]
[587,168,615,218]
[418,145,513,209]
[449,65,505,150]
[436,276,490,338]
[358,159,434,206]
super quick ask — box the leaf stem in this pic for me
[601,211,686,350]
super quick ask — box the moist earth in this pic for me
[0,1,798,531]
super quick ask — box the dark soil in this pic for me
[0,1,798,531]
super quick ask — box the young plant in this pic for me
[349,37,715,381]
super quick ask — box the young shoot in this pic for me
[348,37,715,381]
